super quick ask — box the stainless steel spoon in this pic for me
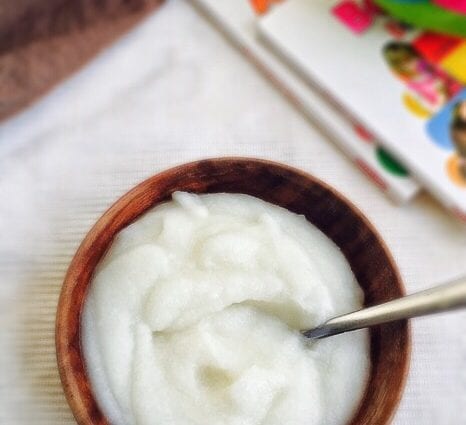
[302,277,466,339]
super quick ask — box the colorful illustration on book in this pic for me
[434,0,466,15]
[451,100,466,165]
[249,0,283,15]
[329,1,466,185]
[383,41,462,115]
[376,147,409,176]
[331,0,379,34]
[446,155,466,187]
[384,30,466,117]
[328,2,416,177]
[446,98,466,187]
[427,90,466,186]
[426,89,466,149]
[379,23,466,185]
[384,19,412,39]
[329,1,465,117]
[352,123,410,177]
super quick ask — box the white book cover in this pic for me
[258,0,466,220]
[189,0,420,204]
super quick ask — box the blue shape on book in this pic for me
[426,89,466,150]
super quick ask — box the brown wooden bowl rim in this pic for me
[56,157,411,425]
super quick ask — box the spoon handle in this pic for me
[303,277,466,339]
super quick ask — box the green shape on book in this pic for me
[376,147,409,176]
[374,0,466,38]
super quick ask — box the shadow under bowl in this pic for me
[56,157,410,425]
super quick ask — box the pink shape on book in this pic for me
[434,0,466,14]
[332,0,374,34]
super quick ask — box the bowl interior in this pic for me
[56,158,410,425]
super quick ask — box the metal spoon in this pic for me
[302,277,466,339]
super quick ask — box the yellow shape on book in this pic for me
[402,92,432,119]
[440,42,466,84]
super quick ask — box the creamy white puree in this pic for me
[82,192,369,425]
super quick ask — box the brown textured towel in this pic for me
[0,0,164,121]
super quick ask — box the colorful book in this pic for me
[189,0,421,204]
[258,0,466,221]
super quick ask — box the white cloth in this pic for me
[0,1,465,424]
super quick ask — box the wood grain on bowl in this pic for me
[56,158,410,425]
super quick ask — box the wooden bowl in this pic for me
[56,157,410,425]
